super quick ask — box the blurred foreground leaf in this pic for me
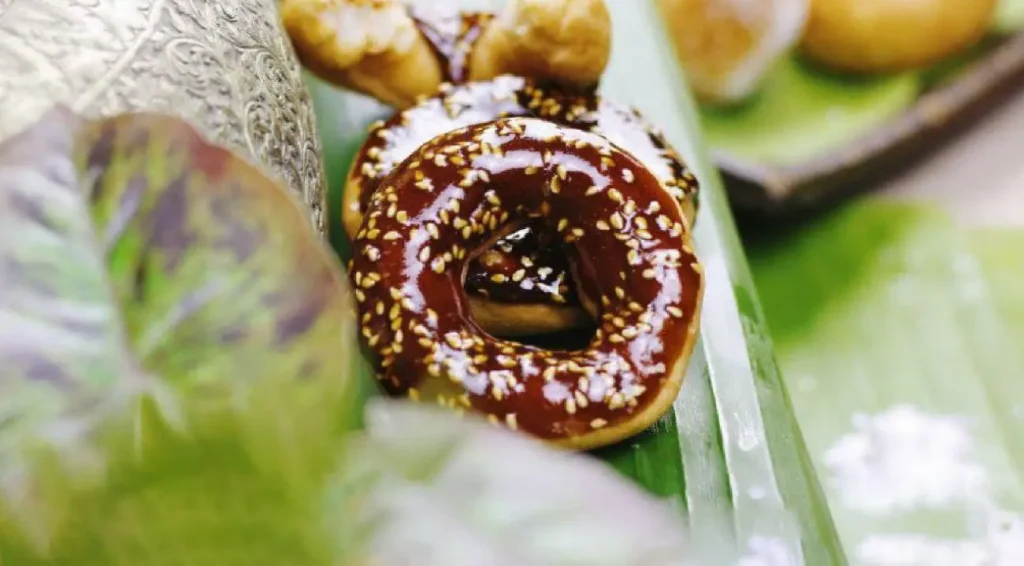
[0,108,358,563]
[338,400,697,566]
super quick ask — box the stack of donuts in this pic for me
[284,0,705,450]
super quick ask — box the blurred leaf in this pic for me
[0,108,359,563]
[995,0,1024,33]
[749,201,1024,563]
[700,57,919,166]
[334,400,698,566]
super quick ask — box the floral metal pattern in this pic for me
[0,0,327,236]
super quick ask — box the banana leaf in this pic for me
[748,200,1024,564]
[308,0,845,563]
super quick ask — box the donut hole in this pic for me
[499,324,597,352]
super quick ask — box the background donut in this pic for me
[348,118,703,450]
[345,76,699,336]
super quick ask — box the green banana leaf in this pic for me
[748,201,1024,564]
[309,0,845,563]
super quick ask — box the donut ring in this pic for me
[348,118,704,450]
[345,76,699,336]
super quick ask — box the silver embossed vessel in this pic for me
[0,0,327,237]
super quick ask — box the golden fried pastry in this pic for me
[282,0,613,108]
[799,0,998,73]
[468,0,612,88]
[657,0,809,105]
[281,0,444,108]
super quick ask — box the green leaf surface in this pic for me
[995,0,1024,33]
[700,58,920,166]
[310,0,846,563]
[0,108,359,563]
[748,201,1024,564]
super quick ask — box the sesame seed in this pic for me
[565,398,577,415]
[608,393,625,410]
[622,169,635,183]
[491,273,507,283]
[556,165,568,180]
[419,246,431,262]
[608,188,624,203]
[557,218,568,232]
[432,258,446,273]
[591,418,608,429]
[586,185,602,196]
[506,413,518,430]
[543,366,557,381]
[512,269,526,282]
[615,287,626,299]
[643,269,657,279]
[550,176,562,194]
[610,212,625,230]
[667,306,684,318]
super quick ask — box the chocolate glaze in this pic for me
[409,10,492,83]
[350,76,699,306]
[348,118,703,444]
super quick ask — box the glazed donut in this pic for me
[344,76,699,336]
[657,0,809,105]
[282,0,612,109]
[799,0,998,74]
[348,118,703,450]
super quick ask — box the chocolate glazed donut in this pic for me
[345,76,700,336]
[348,118,703,450]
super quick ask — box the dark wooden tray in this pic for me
[719,31,1024,218]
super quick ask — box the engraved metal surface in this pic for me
[0,0,327,237]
